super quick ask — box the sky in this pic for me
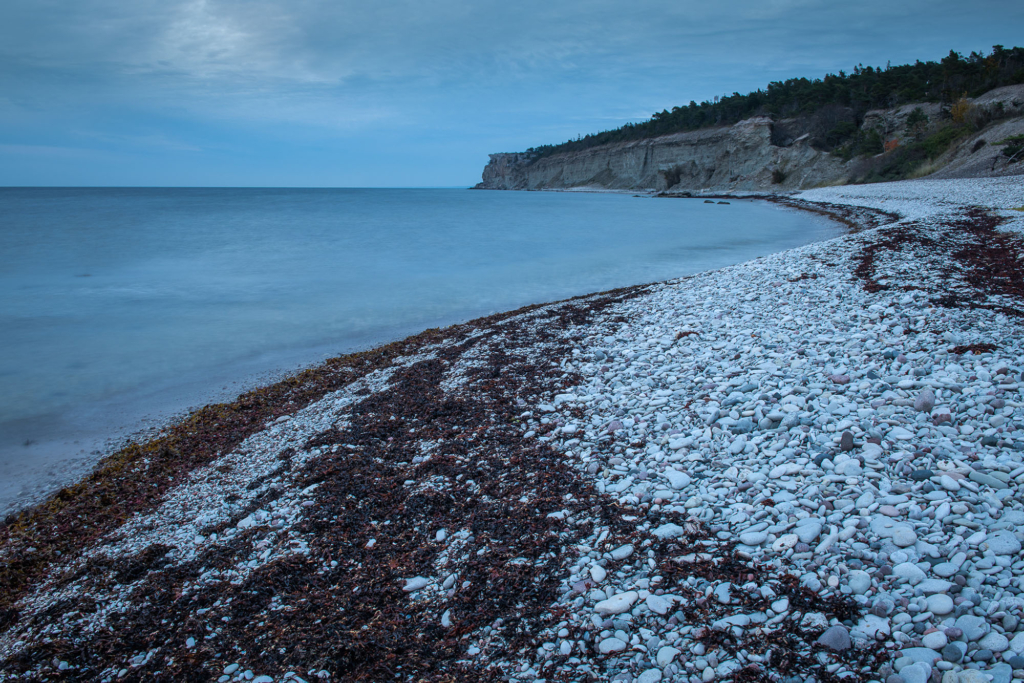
[1,0,1021,187]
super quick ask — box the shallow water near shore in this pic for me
[0,187,837,513]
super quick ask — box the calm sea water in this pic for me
[0,188,837,512]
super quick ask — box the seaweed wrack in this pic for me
[4,176,1024,683]
[0,286,657,680]
[0,263,873,681]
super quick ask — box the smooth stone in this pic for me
[955,615,991,642]
[646,594,673,615]
[957,672,992,683]
[893,562,927,584]
[599,637,628,654]
[816,625,852,651]
[610,544,634,560]
[769,463,802,478]
[918,579,954,594]
[940,475,961,492]
[893,527,918,547]
[927,594,955,615]
[595,591,639,616]
[897,647,942,667]
[971,470,1009,490]
[915,389,936,412]
[772,534,799,552]
[840,431,855,451]
[854,613,891,640]
[652,523,685,540]
[796,523,822,544]
[664,470,692,489]
[656,646,681,667]
[740,531,769,545]
[403,576,430,592]
[980,632,1010,652]
[872,517,899,538]
[923,632,949,650]
[941,643,963,663]
[836,460,863,476]
[900,663,930,683]
[636,670,662,683]
[984,530,1022,556]
[848,570,872,595]
[989,663,1013,683]
[590,565,607,583]
[890,427,915,440]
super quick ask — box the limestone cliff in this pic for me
[477,86,1024,192]
[479,117,848,192]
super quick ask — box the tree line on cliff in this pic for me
[522,46,1024,163]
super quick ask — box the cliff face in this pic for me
[477,86,1024,192]
[477,116,849,192]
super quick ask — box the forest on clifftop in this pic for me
[524,46,1024,164]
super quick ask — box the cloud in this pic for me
[0,0,1021,185]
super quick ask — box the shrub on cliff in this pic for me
[523,45,1024,163]
[905,107,929,140]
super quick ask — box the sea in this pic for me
[0,187,839,513]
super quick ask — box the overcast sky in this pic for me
[1,0,1021,187]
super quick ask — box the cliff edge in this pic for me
[477,85,1024,192]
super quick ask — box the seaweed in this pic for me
[0,286,653,681]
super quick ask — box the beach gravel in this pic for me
[2,176,1024,682]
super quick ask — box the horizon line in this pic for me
[0,185,475,190]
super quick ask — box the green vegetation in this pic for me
[852,126,974,183]
[523,46,1024,163]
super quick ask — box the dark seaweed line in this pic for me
[0,287,652,680]
[0,284,652,623]
[850,206,1024,320]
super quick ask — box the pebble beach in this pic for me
[2,176,1024,683]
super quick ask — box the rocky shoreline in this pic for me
[2,177,1024,683]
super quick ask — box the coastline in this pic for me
[3,177,1024,682]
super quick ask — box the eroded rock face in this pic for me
[477,86,1024,192]
[477,116,850,192]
